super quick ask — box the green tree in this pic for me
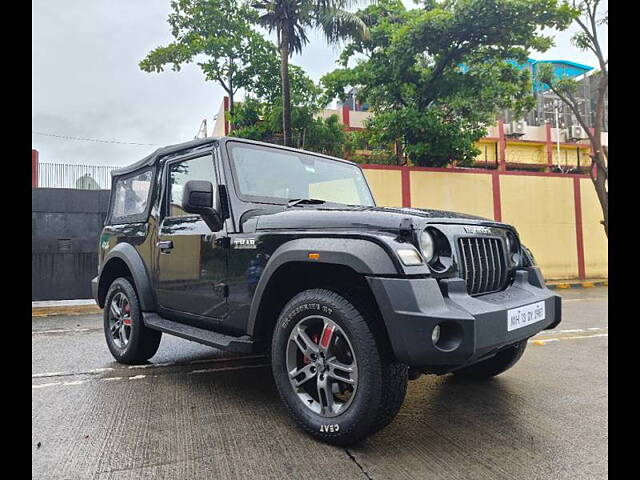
[228,63,326,147]
[539,0,607,237]
[303,114,347,156]
[251,0,369,147]
[230,100,347,155]
[139,0,277,128]
[251,63,323,109]
[322,0,575,166]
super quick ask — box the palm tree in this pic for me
[252,0,368,147]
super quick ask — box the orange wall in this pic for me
[499,175,578,279]
[410,170,495,219]
[363,169,403,207]
[580,178,608,278]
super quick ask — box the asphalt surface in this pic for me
[32,287,608,479]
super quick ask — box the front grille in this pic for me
[458,237,508,296]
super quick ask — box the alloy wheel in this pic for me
[286,315,358,417]
[108,291,132,349]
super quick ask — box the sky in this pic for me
[32,0,608,167]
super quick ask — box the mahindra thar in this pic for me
[92,137,561,445]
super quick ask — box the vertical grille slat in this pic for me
[490,239,499,288]
[460,241,470,290]
[458,237,508,296]
[469,241,476,294]
[496,239,506,287]
[489,244,496,285]
[481,240,490,293]
[475,239,484,295]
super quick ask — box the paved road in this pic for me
[32,288,608,479]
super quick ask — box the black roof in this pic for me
[111,136,358,177]
[111,137,221,177]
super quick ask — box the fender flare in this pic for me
[246,237,398,336]
[99,243,157,311]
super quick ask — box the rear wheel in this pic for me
[271,289,408,445]
[104,278,162,364]
[453,341,527,379]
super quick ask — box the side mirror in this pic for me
[182,180,223,232]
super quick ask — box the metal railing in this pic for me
[38,162,115,190]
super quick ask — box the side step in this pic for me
[143,313,256,353]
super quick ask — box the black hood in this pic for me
[253,204,510,232]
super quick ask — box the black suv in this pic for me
[92,136,561,445]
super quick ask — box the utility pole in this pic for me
[554,100,562,172]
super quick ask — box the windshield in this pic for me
[227,142,375,207]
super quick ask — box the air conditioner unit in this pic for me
[507,120,526,137]
[569,125,585,141]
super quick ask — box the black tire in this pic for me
[104,277,162,364]
[271,289,408,446]
[453,341,527,379]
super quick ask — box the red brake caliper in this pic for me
[320,325,334,350]
[123,304,132,326]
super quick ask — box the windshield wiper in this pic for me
[287,198,326,207]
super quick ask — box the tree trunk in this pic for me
[590,73,608,238]
[279,28,292,147]
[226,63,235,133]
[395,139,404,165]
[228,90,234,132]
[591,155,608,237]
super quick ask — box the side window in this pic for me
[111,169,153,223]
[167,155,216,217]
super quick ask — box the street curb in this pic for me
[32,304,102,317]
[546,279,608,290]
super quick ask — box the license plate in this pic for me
[507,301,545,332]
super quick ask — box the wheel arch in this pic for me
[247,238,398,356]
[97,243,156,311]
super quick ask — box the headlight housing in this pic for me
[505,231,520,265]
[419,229,435,262]
[521,245,536,266]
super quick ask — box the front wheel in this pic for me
[453,341,527,379]
[104,277,162,364]
[271,289,408,446]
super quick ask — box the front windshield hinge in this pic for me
[398,218,414,242]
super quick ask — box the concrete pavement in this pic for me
[32,287,608,479]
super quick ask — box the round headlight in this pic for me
[419,230,435,262]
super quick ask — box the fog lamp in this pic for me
[431,325,441,345]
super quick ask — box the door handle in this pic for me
[156,240,174,253]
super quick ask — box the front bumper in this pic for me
[367,267,561,369]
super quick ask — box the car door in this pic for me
[154,153,229,322]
